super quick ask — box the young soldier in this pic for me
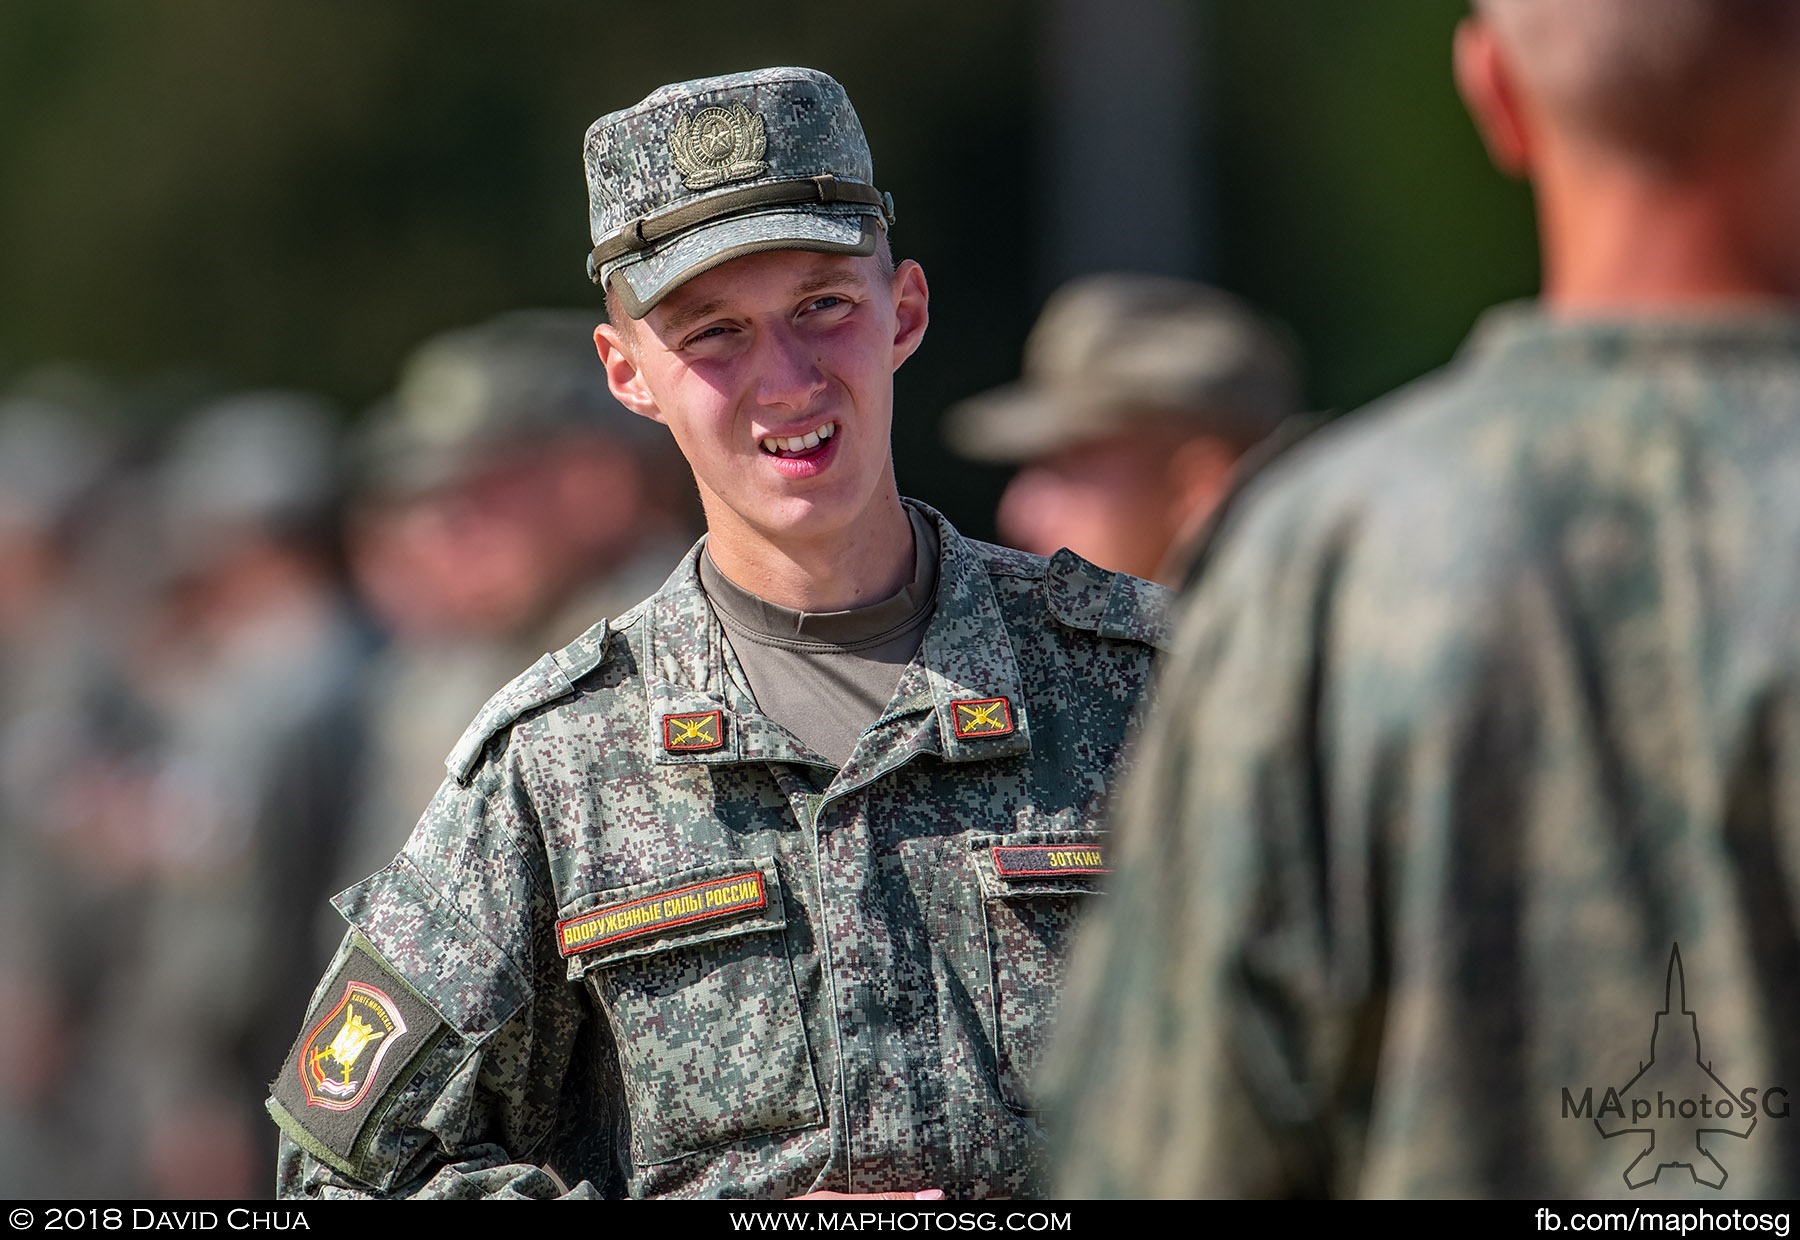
[1052,0,1800,1198]
[269,66,1168,1200]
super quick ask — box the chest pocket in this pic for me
[969,830,1108,1113]
[560,856,824,1166]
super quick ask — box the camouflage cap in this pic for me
[0,367,121,531]
[158,389,342,569]
[359,309,654,498]
[944,274,1303,463]
[583,67,896,318]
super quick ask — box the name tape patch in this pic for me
[559,870,767,957]
[953,696,1015,739]
[663,709,725,752]
[992,844,1108,877]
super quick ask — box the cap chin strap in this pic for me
[587,174,895,283]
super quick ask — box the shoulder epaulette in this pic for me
[445,619,612,785]
[1043,549,1175,652]
[973,538,1048,581]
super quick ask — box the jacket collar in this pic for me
[638,500,1031,774]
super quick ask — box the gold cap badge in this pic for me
[669,102,769,191]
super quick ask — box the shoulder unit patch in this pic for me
[268,937,445,1178]
[298,980,408,1111]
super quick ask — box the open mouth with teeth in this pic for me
[760,421,836,459]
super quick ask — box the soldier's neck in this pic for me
[1536,137,1800,312]
[701,490,917,614]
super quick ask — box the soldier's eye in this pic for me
[807,295,846,313]
[684,324,731,347]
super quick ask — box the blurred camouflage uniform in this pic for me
[333,310,696,898]
[269,68,1170,1199]
[1050,305,1800,1197]
[117,392,372,1198]
[944,273,1302,587]
[0,378,145,1197]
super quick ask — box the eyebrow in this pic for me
[790,270,862,299]
[656,264,869,336]
[659,297,728,335]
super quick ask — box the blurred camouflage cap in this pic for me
[360,309,652,497]
[944,273,1303,463]
[0,367,121,530]
[584,67,895,318]
[159,389,341,565]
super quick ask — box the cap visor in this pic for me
[943,385,1132,463]
[608,207,879,319]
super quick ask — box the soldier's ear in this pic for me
[595,323,666,424]
[1455,14,1533,179]
[889,258,929,372]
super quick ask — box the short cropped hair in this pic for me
[1477,0,1800,166]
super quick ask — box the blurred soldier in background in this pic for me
[1053,0,1800,1197]
[0,372,146,1198]
[943,274,1301,587]
[334,309,699,895]
[111,392,371,1198]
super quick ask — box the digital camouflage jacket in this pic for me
[270,503,1169,1199]
[1050,307,1800,1199]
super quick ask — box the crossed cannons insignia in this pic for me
[663,709,725,752]
[953,697,1015,739]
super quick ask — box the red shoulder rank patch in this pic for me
[298,981,410,1112]
[663,709,724,751]
[953,696,1015,739]
[559,870,766,958]
[993,844,1108,877]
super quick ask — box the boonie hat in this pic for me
[583,67,896,318]
[944,273,1302,463]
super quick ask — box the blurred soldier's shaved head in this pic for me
[1458,0,1800,307]
[1472,0,1800,165]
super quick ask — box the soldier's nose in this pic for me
[754,327,828,412]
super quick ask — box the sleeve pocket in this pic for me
[273,850,544,1194]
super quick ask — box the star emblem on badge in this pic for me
[669,102,769,190]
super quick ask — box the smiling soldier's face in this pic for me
[596,246,928,563]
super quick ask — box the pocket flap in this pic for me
[559,856,785,978]
[969,831,1109,898]
[333,857,527,1041]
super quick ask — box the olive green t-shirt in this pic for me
[698,507,939,769]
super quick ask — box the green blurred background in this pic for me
[0,0,1535,539]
